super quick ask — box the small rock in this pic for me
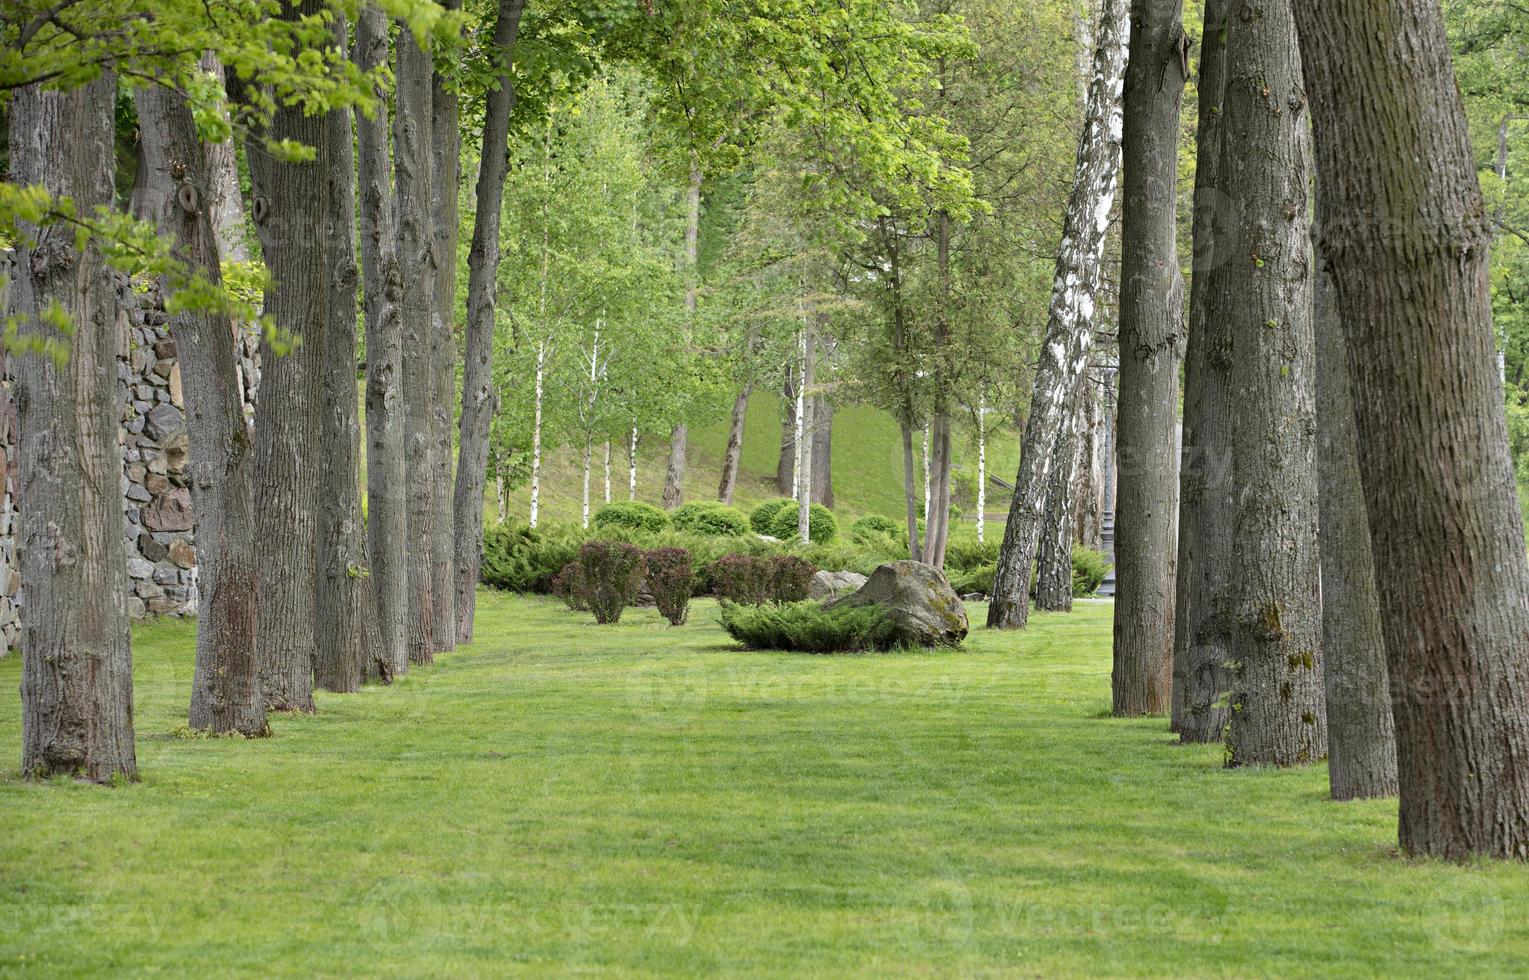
[809,569,868,601]
[138,535,168,563]
[127,596,147,620]
[127,557,155,580]
[141,487,193,532]
[144,403,184,441]
[167,538,196,569]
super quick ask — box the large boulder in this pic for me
[809,569,867,601]
[825,561,968,648]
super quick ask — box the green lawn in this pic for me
[2,593,1525,976]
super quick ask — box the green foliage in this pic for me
[849,514,901,544]
[767,502,838,544]
[643,547,696,626]
[749,498,797,534]
[592,500,671,534]
[944,532,1000,574]
[1071,546,1112,598]
[573,540,646,625]
[480,523,585,593]
[948,563,996,597]
[670,501,750,537]
[718,600,898,653]
[550,562,586,611]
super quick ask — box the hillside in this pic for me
[493,395,1021,529]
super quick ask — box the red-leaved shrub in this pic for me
[575,541,646,624]
[644,547,695,626]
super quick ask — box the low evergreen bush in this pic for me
[480,523,585,593]
[749,498,797,535]
[766,502,838,543]
[670,502,751,537]
[849,514,900,545]
[1071,546,1112,597]
[949,562,996,597]
[574,541,646,624]
[719,600,898,653]
[644,547,695,626]
[592,500,670,534]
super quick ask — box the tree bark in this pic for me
[454,0,527,644]
[1110,0,1186,715]
[395,20,437,665]
[134,84,268,734]
[246,1,329,711]
[986,0,1128,628]
[628,426,638,500]
[663,165,703,510]
[1172,0,1235,743]
[810,393,833,508]
[976,397,988,545]
[1036,389,1080,611]
[1220,0,1325,768]
[925,416,954,568]
[314,38,380,694]
[718,383,751,504]
[776,370,796,496]
[529,340,545,527]
[1314,210,1397,800]
[430,0,463,653]
[1294,0,1529,857]
[12,75,138,781]
[356,2,408,680]
[901,423,924,563]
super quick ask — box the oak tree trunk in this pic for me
[987,0,1127,628]
[1111,0,1187,715]
[454,0,527,644]
[1314,214,1398,800]
[134,84,268,734]
[1221,0,1326,768]
[1172,0,1235,743]
[355,3,408,680]
[12,75,139,781]
[395,21,438,666]
[1294,0,1529,857]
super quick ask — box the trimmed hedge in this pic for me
[849,514,900,544]
[644,547,695,626]
[708,554,818,604]
[670,501,751,537]
[574,541,646,624]
[719,600,898,653]
[592,500,670,534]
[767,502,838,544]
[749,498,797,535]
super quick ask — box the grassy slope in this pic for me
[498,395,1020,528]
[2,594,1525,976]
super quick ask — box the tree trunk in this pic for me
[901,423,924,562]
[246,1,329,710]
[1072,373,1104,551]
[976,398,987,545]
[1036,390,1080,612]
[1314,209,1397,800]
[582,437,593,529]
[922,424,931,526]
[718,383,751,504]
[810,393,833,508]
[1110,0,1186,715]
[12,75,138,781]
[134,84,267,734]
[663,164,703,510]
[604,441,612,504]
[356,3,409,680]
[454,0,527,644]
[1220,0,1325,768]
[986,0,1128,628]
[926,416,954,568]
[776,370,796,496]
[395,20,437,665]
[530,341,544,527]
[314,44,379,694]
[1294,0,1529,857]
[430,0,463,653]
[198,55,249,265]
[628,427,638,501]
[1172,0,1235,743]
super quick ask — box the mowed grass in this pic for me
[2,593,1526,976]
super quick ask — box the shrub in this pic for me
[767,502,838,543]
[749,498,797,535]
[670,501,750,537]
[719,600,898,653]
[550,561,585,610]
[1071,546,1112,597]
[799,536,901,575]
[480,523,586,593]
[592,500,670,534]
[708,554,775,605]
[768,554,817,602]
[574,541,646,624]
[944,532,1000,573]
[948,562,996,597]
[849,514,900,544]
[644,548,695,626]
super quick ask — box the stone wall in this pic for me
[0,255,259,648]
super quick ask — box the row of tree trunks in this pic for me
[1171,0,1234,743]
[133,84,267,735]
[1295,0,1529,859]
[356,3,409,681]
[395,22,439,666]
[454,0,528,644]
[1219,0,1326,768]
[11,75,139,781]
[1110,0,1186,716]
[430,0,464,654]
[986,0,1128,628]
